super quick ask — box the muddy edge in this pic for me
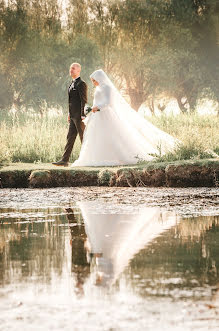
[0,159,219,188]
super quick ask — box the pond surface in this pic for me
[0,188,219,330]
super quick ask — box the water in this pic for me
[0,188,219,330]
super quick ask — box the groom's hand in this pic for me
[68,115,70,122]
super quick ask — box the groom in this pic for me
[52,63,88,167]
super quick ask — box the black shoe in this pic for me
[52,160,69,167]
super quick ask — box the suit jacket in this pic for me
[68,77,88,118]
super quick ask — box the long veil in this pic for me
[90,69,178,156]
[78,201,178,287]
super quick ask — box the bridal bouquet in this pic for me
[85,105,100,115]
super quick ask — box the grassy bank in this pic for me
[0,112,218,164]
[0,159,218,188]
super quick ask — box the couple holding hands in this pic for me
[53,63,177,168]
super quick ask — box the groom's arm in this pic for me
[78,81,88,117]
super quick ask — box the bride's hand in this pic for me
[92,106,99,113]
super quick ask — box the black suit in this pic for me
[62,77,88,162]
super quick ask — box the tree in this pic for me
[0,0,101,111]
[0,0,218,113]
[66,0,89,37]
[110,0,219,111]
[113,0,168,110]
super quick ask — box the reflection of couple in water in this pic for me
[66,202,178,292]
[65,207,89,296]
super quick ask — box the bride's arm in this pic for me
[92,85,112,111]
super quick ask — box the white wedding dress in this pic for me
[78,201,178,286]
[72,70,178,167]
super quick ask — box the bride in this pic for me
[72,69,178,167]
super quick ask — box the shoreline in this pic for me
[0,159,218,188]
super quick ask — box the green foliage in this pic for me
[0,0,218,113]
[98,169,115,186]
[112,0,219,110]
[0,70,13,109]
[0,0,102,111]
[153,143,217,163]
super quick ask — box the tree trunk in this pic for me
[128,89,145,111]
[176,95,187,113]
[124,73,145,111]
[186,93,197,113]
[148,97,155,115]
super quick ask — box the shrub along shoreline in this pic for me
[0,159,218,188]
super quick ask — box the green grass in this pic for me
[147,113,219,162]
[1,158,218,172]
[0,113,81,164]
[0,111,218,164]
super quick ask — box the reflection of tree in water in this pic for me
[129,216,219,298]
[2,205,218,302]
[0,223,21,284]
[65,208,90,296]
[176,216,219,242]
[176,216,219,286]
[0,208,67,285]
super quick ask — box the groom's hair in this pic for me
[70,62,81,70]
